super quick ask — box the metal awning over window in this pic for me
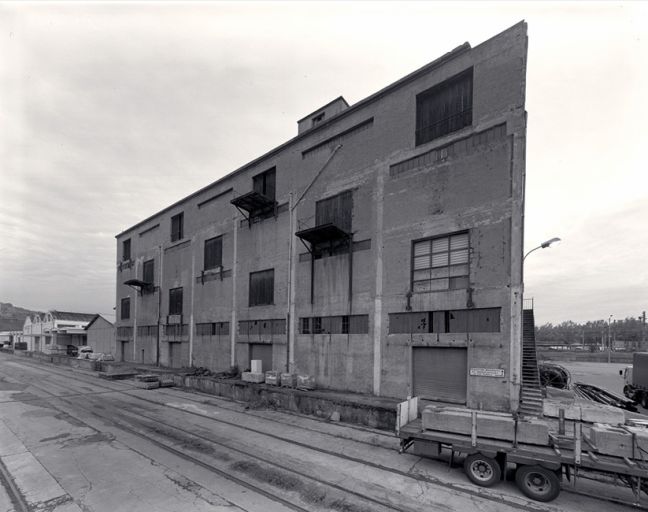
[124,279,153,292]
[230,191,277,226]
[294,223,350,249]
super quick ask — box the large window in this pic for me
[204,236,223,271]
[171,212,184,242]
[121,297,130,320]
[169,287,183,315]
[389,308,500,334]
[249,269,274,306]
[252,167,276,201]
[122,239,131,261]
[299,315,369,334]
[412,232,469,292]
[416,68,473,146]
[315,190,352,232]
[142,259,155,285]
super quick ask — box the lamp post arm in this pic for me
[523,245,542,261]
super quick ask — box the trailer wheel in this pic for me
[623,385,632,399]
[515,465,560,502]
[463,453,501,487]
[641,393,648,409]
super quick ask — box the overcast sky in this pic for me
[0,1,646,325]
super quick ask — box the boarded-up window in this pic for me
[204,236,222,270]
[171,212,184,242]
[169,287,183,315]
[252,167,276,201]
[142,259,155,285]
[412,232,469,292]
[416,68,473,146]
[122,239,131,261]
[315,190,353,232]
[120,297,130,320]
[249,269,274,306]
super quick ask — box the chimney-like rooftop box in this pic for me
[297,96,349,134]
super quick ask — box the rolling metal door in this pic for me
[413,347,467,403]
[250,343,273,373]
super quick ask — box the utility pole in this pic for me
[641,311,646,351]
[608,315,613,364]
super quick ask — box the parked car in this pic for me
[76,346,93,359]
[66,345,79,357]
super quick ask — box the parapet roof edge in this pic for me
[115,21,525,239]
[296,96,350,124]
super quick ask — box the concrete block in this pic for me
[159,379,175,388]
[421,406,515,441]
[251,359,263,373]
[132,380,160,390]
[296,374,316,390]
[135,374,159,383]
[588,424,648,458]
[517,417,550,446]
[280,373,296,387]
[242,372,265,383]
[580,404,624,425]
[265,371,279,386]
[542,400,581,421]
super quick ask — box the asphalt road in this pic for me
[0,354,638,512]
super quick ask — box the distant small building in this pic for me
[0,331,22,347]
[22,311,96,351]
[85,315,115,355]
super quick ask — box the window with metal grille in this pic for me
[137,325,157,337]
[117,326,133,339]
[388,308,500,334]
[312,317,322,334]
[252,167,276,201]
[412,232,469,292]
[299,315,369,334]
[169,287,183,315]
[122,239,131,261]
[416,68,473,146]
[301,317,310,334]
[196,322,229,337]
[315,190,353,232]
[170,212,184,242]
[142,259,155,285]
[249,269,274,306]
[164,324,188,337]
[204,236,223,271]
[120,297,130,320]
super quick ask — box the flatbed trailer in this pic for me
[396,398,648,504]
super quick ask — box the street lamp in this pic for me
[523,237,561,261]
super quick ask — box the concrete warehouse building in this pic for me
[115,22,527,412]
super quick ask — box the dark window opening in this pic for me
[169,287,183,315]
[341,315,349,334]
[249,269,274,306]
[416,68,473,146]
[315,190,353,233]
[312,317,322,334]
[301,317,311,334]
[312,112,325,126]
[171,212,184,242]
[120,297,130,320]
[122,239,131,262]
[252,167,276,202]
[204,236,223,271]
[142,259,155,285]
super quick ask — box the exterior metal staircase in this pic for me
[519,307,543,416]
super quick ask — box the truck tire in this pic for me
[463,453,501,487]
[515,465,561,502]
[623,385,632,399]
[641,393,648,409]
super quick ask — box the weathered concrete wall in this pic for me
[114,23,527,411]
[86,316,115,355]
